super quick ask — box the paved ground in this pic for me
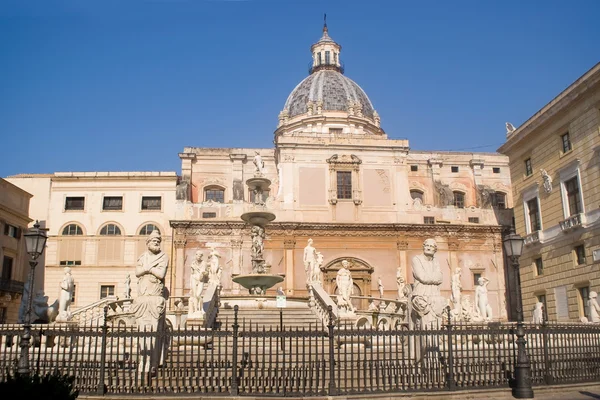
[80,383,600,400]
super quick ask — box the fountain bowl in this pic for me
[246,177,272,191]
[232,273,285,294]
[241,211,276,227]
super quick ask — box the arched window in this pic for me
[62,224,83,235]
[98,224,123,265]
[410,190,424,202]
[100,224,122,235]
[204,186,225,203]
[453,191,465,208]
[59,224,84,266]
[139,224,160,235]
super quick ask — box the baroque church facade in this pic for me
[170,24,514,318]
[7,24,514,322]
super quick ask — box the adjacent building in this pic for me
[0,178,32,323]
[499,62,600,322]
[8,172,178,310]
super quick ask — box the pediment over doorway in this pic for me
[322,257,374,273]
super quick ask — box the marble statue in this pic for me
[336,260,355,317]
[506,122,516,135]
[233,179,244,201]
[461,295,475,322]
[124,274,131,299]
[253,151,265,176]
[56,267,75,322]
[131,230,168,330]
[20,287,58,324]
[207,247,222,285]
[474,277,493,321]
[310,251,324,284]
[589,291,600,323]
[451,267,462,314]
[276,286,285,296]
[378,276,384,298]
[411,239,446,328]
[532,302,544,324]
[396,266,406,299]
[303,238,317,279]
[189,250,207,316]
[541,169,553,193]
[176,178,190,201]
[34,291,59,323]
[251,226,266,273]
[435,182,454,207]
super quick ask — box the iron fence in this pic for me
[1,308,600,396]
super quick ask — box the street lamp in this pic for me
[503,226,534,399]
[18,221,47,377]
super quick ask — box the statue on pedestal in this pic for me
[336,260,355,317]
[189,250,207,316]
[474,277,493,321]
[130,230,168,373]
[303,238,317,281]
[451,267,462,314]
[253,151,265,176]
[56,267,75,322]
[411,239,446,328]
[532,302,544,324]
[124,274,131,299]
[589,291,600,323]
[207,247,222,285]
[396,266,406,299]
[310,251,324,285]
[378,276,384,298]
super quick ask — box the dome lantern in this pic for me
[310,14,343,74]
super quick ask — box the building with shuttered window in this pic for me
[0,178,32,323]
[498,62,600,322]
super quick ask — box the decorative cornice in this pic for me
[170,220,504,238]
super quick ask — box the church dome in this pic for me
[278,19,380,127]
[283,70,376,120]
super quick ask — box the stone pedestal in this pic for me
[185,312,205,328]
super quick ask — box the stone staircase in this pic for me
[216,302,324,330]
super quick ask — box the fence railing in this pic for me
[1,310,600,396]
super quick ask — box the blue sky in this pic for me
[1,0,599,177]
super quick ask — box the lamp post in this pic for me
[18,221,47,377]
[503,226,534,399]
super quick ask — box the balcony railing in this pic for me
[525,230,542,246]
[0,279,24,294]
[559,213,584,232]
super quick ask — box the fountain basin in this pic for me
[241,211,276,227]
[246,177,272,191]
[232,273,285,295]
